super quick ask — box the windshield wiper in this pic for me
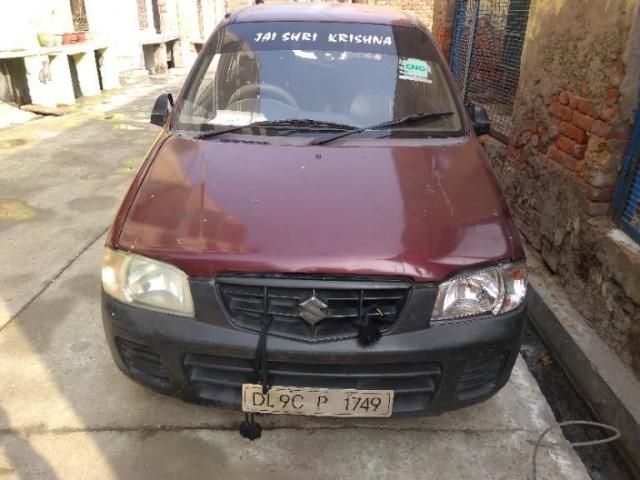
[192,118,358,139]
[309,111,455,146]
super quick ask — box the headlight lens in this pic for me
[431,263,526,323]
[102,248,194,317]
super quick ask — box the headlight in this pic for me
[102,248,194,317]
[431,263,527,323]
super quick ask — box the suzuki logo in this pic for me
[298,295,328,325]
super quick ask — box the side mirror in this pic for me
[150,93,174,127]
[467,103,491,136]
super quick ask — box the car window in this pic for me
[175,22,464,138]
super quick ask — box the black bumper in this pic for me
[102,294,526,415]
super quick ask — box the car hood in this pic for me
[113,135,522,281]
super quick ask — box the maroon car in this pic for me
[102,4,527,426]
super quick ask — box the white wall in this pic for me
[83,0,146,71]
[201,0,225,39]
[177,0,200,40]
[0,0,225,74]
[176,0,225,41]
[0,0,73,50]
[84,0,140,37]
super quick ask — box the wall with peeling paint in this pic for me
[481,0,640,377]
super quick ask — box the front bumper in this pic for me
[102,290,526,416]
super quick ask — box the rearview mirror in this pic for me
[467,103,491,136]
[150,93,174,127]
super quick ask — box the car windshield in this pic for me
[174,21,464,138]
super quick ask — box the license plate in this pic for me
[242,384,394,417]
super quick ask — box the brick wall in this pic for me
[534,86,627,213]
[482,0,640,376]
[371,0,457,59]
[373,0,434,30]
[431,0,455,60]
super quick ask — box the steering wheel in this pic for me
[227,83,299,110]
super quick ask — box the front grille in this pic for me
[116,337,170,389]
[183,353,442,412]
[456,351,508,401]
[216,276,411,341]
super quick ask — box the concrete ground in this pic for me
[0,74,590,479]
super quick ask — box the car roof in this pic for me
[227,3,425,29]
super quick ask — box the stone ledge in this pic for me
[140,33,181,46]
[526,258,640,476]
[597,229,640,304]
[0,43,109,60]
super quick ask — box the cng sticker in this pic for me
[399,58,432,84]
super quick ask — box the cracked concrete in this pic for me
[0,73,590,479]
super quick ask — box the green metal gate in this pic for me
[449,0,531,139]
